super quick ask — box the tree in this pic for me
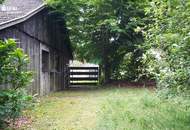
[88,0,146,82]
[47,0,146,83]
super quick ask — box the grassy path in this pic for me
[26,88,110,130]
[24,87,190,130]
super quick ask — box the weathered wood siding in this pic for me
[0,8,71,96]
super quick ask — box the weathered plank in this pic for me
[69,67,99,70]
[70,72,99,75]
[70,77,99,81]
[70,82,98,85]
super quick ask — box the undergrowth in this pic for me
[96,90,190,130]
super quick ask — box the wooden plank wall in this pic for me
[0,27,41,94]
[0,8,71,96]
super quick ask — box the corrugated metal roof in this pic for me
[0,0,44,28]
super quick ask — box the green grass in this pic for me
[23,87,190,130]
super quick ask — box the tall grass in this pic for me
[95,90,190,130]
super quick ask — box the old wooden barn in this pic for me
[0,0,73,96]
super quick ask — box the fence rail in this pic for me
[70,72,98,75]
[69,67,99,70]
[69,67,99,86]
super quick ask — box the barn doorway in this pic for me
[41,49,50,95]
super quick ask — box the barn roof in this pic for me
[0,0,45,30]
[0,0,73,58]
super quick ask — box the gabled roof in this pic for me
[0,0,45,30]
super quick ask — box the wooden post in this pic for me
[98,66,101,85]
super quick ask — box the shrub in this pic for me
[0,39,33,128]
[0,90,33,127]
[142,0,190,97]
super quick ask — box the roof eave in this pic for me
[0,4,46,30]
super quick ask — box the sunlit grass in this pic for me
[23,87,190,130]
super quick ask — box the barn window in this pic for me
[42,50,49,72]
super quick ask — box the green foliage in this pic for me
[0,39,32,89]
[143,0,190,96]
[0,0,4,4]
[0,39,33,128]
[112,52,143,80]
[47,0,146,82]
[0,90,33,128]
[47,0,190,94]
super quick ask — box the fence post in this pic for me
[98,67,101,85]
[64,64,70,89]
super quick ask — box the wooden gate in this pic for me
[69,67,99,86]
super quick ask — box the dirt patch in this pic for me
[1,116,32,130]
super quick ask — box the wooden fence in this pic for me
[69,67,99,86]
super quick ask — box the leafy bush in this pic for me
[0,90,33,127]
[142,0,190,97]
[111,52,144,81]
[0,0,4,4]
[0,39,33,128]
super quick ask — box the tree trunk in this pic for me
[104,62,111,84]
[101,24,111,84]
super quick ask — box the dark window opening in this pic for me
[42,50,49,72]
[55,55,60,72]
